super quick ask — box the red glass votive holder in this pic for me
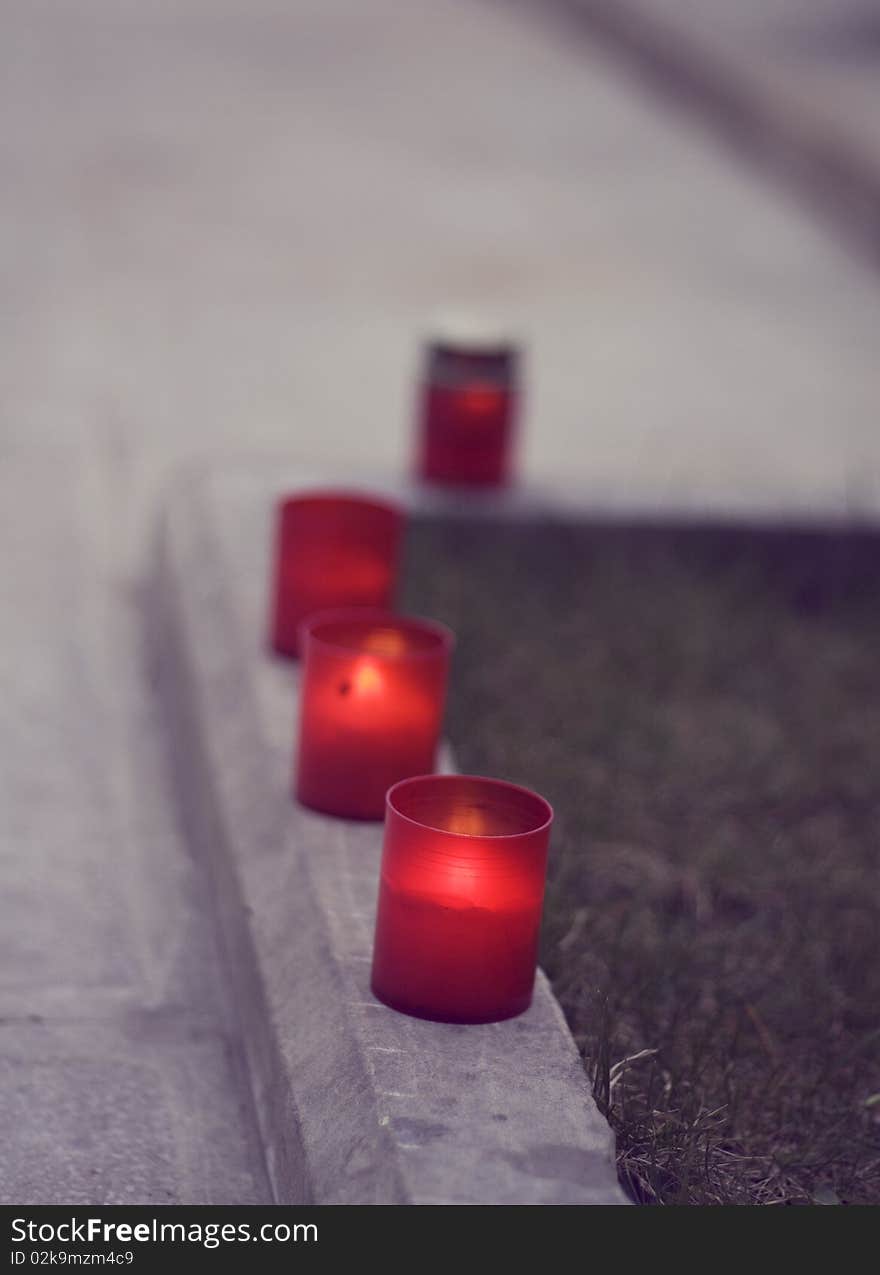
[268,491,404,658]
[417,331,520,487]
[371,774,553,1023]
[295,611,453,820]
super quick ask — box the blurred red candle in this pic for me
[295,611,453,820]
[269,491,404,657]
[371,774,553,1023]
[417,325,520,487]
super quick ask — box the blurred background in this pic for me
[3,0,879,550]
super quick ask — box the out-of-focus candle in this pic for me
[416,323,520,487]
[295,611,453,820]
[371,774,553,1023]
[268,491,404,658]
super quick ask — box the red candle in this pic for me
[371,775,553,1023]
[417,328,519,487]
[295,612,453,820]
[268,491,404,658]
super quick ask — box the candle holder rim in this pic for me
[299,608,455,661]
[426,311,523,356]
[386,773,553,841]
[277,488,403,521]
[428,343,519,369]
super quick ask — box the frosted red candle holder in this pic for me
[371,774,553,1024]
[417,334,519,487]
[295,611,453,820]
[268,491,404,658]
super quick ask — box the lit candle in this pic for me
[416,323,520,486]
[371,774,553,1023]
[268,491,404,658]
[295,612,453,820]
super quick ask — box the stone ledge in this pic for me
[149,465,627,1205]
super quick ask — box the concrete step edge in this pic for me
[148,466,628,1205]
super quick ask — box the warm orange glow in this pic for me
[444,804,489,836]
[362,627,409,657]
[458,383,504,419]
[351,659,385,698]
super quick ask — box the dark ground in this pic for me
[402,514,880,1205]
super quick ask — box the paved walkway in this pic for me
[537,0,880,254]
[4,0,879,519]
[0,452,270,1203]
[577,0,880,172]
[1,0,879,1202]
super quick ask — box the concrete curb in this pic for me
[149,467,628,1205]
[511,0,880,260]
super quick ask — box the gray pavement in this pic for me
[0,454,271,1203]
[1,0,880,1203]
[574,0,880,170]
[534,0,880,253]
[2,0,879,520]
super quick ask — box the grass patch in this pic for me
[402,514,880,1205]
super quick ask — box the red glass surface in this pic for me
[268,491,404,658]
[295,612,453,820]
[417,343,519,487]
[371,774,553,1023]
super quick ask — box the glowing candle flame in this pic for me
[458,383,504,420]
[344,659,385,699]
